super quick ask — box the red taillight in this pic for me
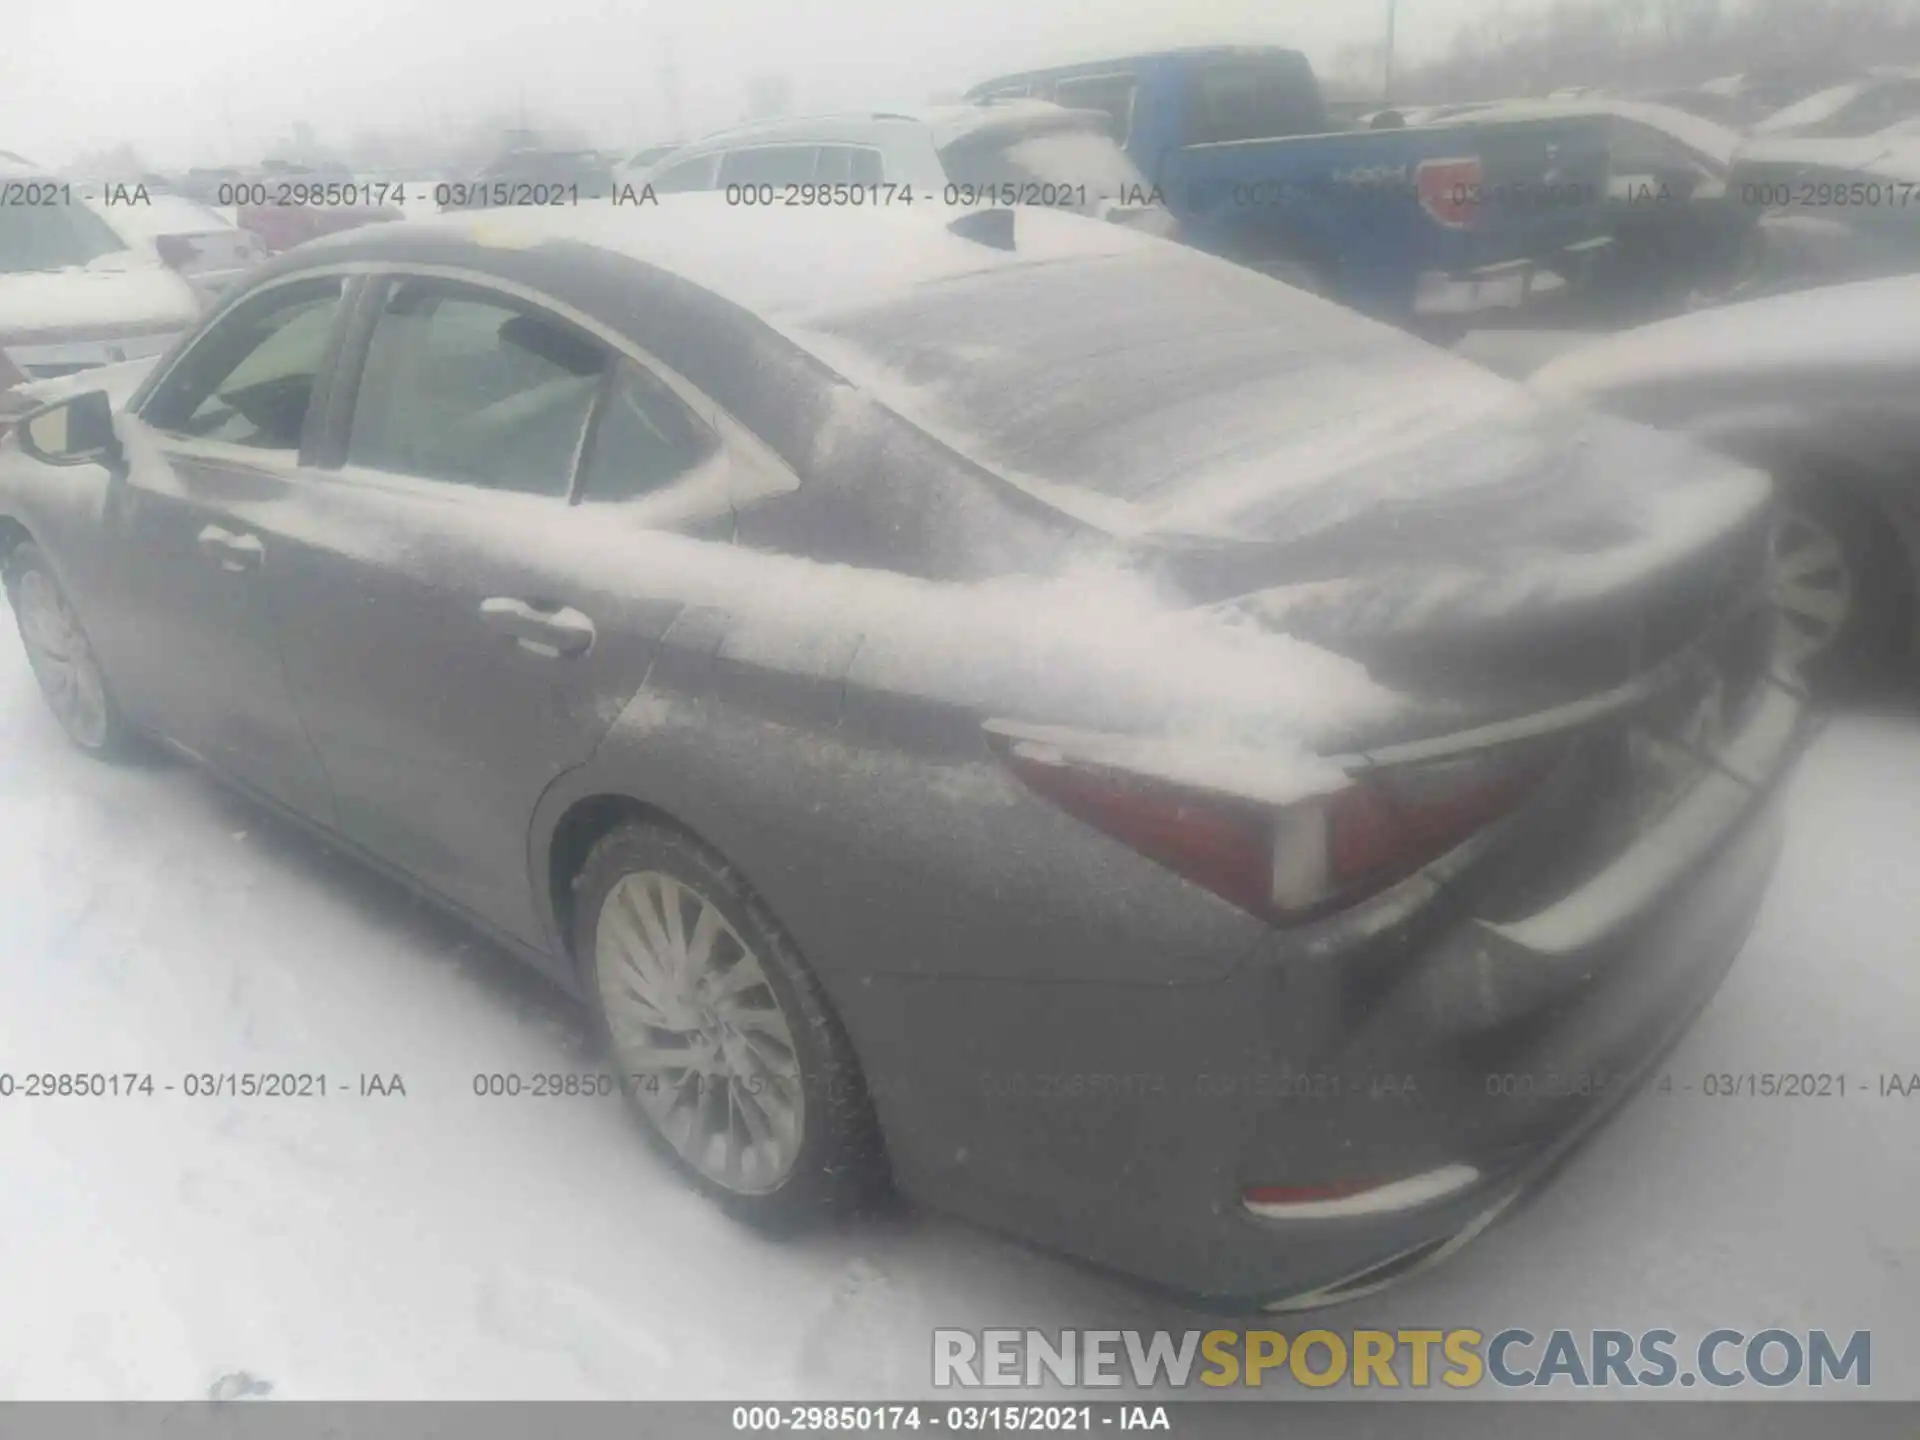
[1416,157,1481,229]
[996,748,1279,916]
[1327,760,1545,895]
[992,726,1549,924]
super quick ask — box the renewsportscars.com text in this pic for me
[932,1328,1871,1390]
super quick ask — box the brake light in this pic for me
[991,727,1551,924]
[1416,157,1481,229]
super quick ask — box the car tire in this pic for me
[3,541,138,759]
[1770,484,1910,697]
[571,821,889,1229]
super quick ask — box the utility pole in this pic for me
[1384,0,1399,103]
[660,34,685,142]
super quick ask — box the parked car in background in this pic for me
[1642,85,1749,128]
[175,167,247,206]
[1749,68,1920,140]
[445,147,615,208]
[1430,99,1758,322]
[87,189,267,303]
[628,104,1180,240]
[963,46,1618,332]
[0,197,1809,1311]
[233,163,406,253]
[1727,131,1920,299]
[0,157,200,410]
[1686,64,1869,129]
[1533,273,1920,691]
[613,143,679,191]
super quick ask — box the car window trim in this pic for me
[205,260,798,509]
[1050,71,1139,146]
[334,272,609,500]
[131,271,364,466]
[815,143,890,184]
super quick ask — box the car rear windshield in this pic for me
[1183,53,1327,144]
[794,245,1524,523]
[938,120,1150,203]
[0,197,131,273]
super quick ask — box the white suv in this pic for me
[0,157,202,403]
[632,103,1177,237]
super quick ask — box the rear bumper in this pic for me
[855,674,1814,1311]
[1412,236,1613,319]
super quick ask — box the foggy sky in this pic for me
[3,0,1549,169]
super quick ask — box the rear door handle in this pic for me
[196,524,264,573]
[479,597,596,658]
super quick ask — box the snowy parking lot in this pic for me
[1,615,1917,1401]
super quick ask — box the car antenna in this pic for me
[947,208,1016,251]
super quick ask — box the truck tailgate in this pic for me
[1159,116,1613,314]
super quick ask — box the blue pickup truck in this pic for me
[965,46,1618,330]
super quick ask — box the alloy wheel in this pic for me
[594,870,806,1195]
[15,568,110,750]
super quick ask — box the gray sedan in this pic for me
[1533,273,1920,692]
[0,198,1811,1311]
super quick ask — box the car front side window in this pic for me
[140,276,347,450]
[345,280,606,496]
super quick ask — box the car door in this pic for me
[87,273,349,821]
[262,272,774,948]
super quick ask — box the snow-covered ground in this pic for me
[1,614,1917,1400]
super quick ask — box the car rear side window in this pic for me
[717,146,821,187]
[651,154,720,193]
[141,276,346,449]
[1052,74,1138,145]
[346,280,606,496]
[1184,55,1326,144]
[576,360,721,503]
[814,146,886,185]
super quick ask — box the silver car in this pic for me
[0,198,1810,1311]
[633,103,1176,234]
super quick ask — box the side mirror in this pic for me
[17,389,123,469]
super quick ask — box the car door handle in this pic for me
[478,597,596,657]
[196,524,264,573]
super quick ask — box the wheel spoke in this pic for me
[658,877,692,986]
[594,867,808,1196]
[707,952,770,1005]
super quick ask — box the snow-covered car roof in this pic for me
[1440,98,1742,168]
[1748,72,1920,137]
[673,101,1111,159]
[303,192,1157,323]
[1735,134,1920,185]
[1532,272,1920,397]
